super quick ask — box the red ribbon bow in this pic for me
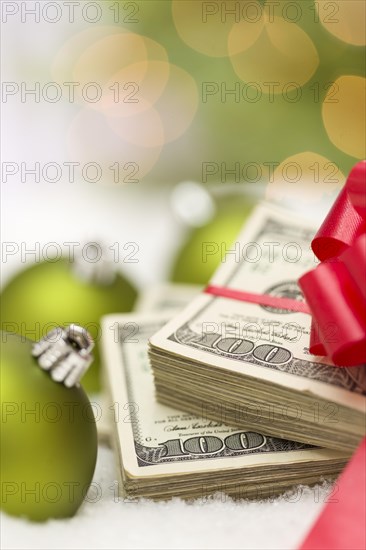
[299,160,366,366]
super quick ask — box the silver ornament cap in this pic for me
[32,324,94,387]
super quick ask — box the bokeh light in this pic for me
[53,28,169,112]
[102,60,170,116]
[154,64,199,143]
[68,108,163,183]
[322,76,366,159]
[226,12,264,56]
[229,15,319,90]
[107,99,165,148]
[316,0,366,46]
[52,27,145,83]
[172,0,236,57]
[265,152,345,204]
[73,32,148,85]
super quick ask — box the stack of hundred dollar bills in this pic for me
[101,204,365,501]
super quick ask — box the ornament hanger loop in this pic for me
[32,324,94,387]
[66,324,94,354]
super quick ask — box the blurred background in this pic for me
[1,0,365,391]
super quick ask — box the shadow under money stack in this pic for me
[149,204,366,455]
[101,297,349,501]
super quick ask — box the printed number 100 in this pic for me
[160,432,266,457]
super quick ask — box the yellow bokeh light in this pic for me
[316,0,366,46]
[322,76,366,159]
[172,0,255,57]
[53,29,169,112]
[52,27,142,82]
[68,108,163,183]
[107,99,165,149]
[265,152,345,204]
[73,33,167,86]
[227,16,264,55]
[101,61,171,117]
[155,64,199,143]
[228,16,319,89]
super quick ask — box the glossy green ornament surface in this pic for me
[0,259,137,392]
[171,195,253,284]
[0,332,98,521]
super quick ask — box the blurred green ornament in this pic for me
[0,329,98,521]
[170,184,254,284]
[0,251,137,393]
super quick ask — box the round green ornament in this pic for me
[1,328,98,521]
[171,189,254,284]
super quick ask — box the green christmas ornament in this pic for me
[0,250,137,392]
[170,185,254,284]
[1,326,98,521]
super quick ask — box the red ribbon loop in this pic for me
[299,161,366,366]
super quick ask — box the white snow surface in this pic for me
[1,444,336,550]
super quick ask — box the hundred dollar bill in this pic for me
[101,312,347,500]
[149,203,366,453]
